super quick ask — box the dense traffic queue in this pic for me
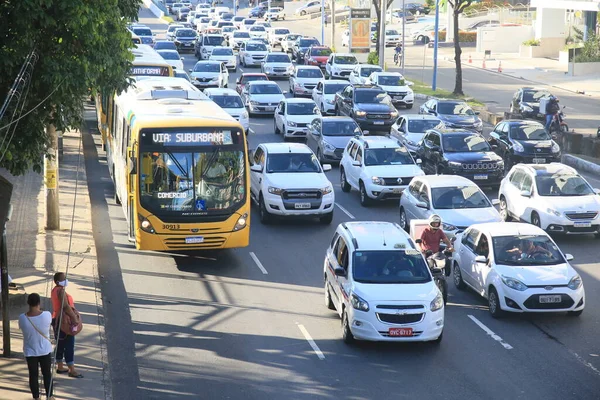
[125,1,600,345]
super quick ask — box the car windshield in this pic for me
[266,54,290,62]
[354,90,389,104]
[378,75,405,86]
[244,19,257,25]
[535,174,595,197]
[180,7,190,12]
[335,55,358,64]
[200,18,210,23]
[223,27,235,32]
[438,102,474,115]
[241,75,268,85]
[275,29,290,34]
[154,42,176,50]
[442,134,490,152]
[212,47,233,55]
[312,48,332,56]
[246,43,267,51]
[431,186,491,209]
[233,32,250,38]
[493,235,564,266]
[266,153,321,173]
[353,250,431,284]
[522,90,551,103]
[287,102,319,115]
[159,51,181,60]
[360,67,381,77]
[250,26,265,31]
[133,28,152,36]
[194,63,220,72]
[211,95,244,108]
[324,83,347,95]
[299,39,319,47]
[204,36,225,45]
[287,34,300,41]
[168,26,183,32]
[509,124,551,140]
[176,29,195,37]
[322,121,360,136]
[297,68,323,78]
[386,30,399,35]
[249,84,281,94]
[365,147,413,166]
[408,119,441,132]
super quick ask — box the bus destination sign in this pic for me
[130,66,170,76]
[143,131,234,146]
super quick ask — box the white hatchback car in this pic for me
[452,222,584,317]
[274,98,321,140]
[282,33,301,53]
[209,46,237,71]
[290,65,324,97]
[204,88,250,133]
[243,81,286,116]
[324,221,444,343]
[348,64,383,86]
[156,50,184,70]
[312,80,350,115]
[189,60,229,89]
[250,143,334,224]
[260,52,294,78]
[367,72,415,109]
[340,136,425,206]
[390,114,442,154]
[248,25,268,40]
[499,163,600,237]
[325,53,359,80]
[239,40,269,67]
[269,27,291,47]
[265,7,285,21]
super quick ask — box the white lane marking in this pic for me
[571,351,600,377]
[335,203,355,219]
[239,68,244,73]
[468,315,513,350]
[248,128,255,135]
[249,252,268,274]
[297,323,325,360]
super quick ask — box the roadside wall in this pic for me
[476,25,534,53]
[143,0,165,18]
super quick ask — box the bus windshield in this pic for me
[139,129,246,216]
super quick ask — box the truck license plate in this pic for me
[389,327,413,337]
[294,203,311,209]
[474,174,488,180]
[373,121,384,125]
[539,295,561,304]
[185,236,204,244]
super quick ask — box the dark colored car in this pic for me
[173,28,197,52]
[488,120,561,170]
[303,46,332,68]
[419,98,483,133]
[292,37,320,62]
[403,2,430,15]
[416,129,504,187]
[165,0,176,13]
[153,40,177,51]
[334,84,399,134]
[235,73,269,95]
[249,7,266,18]
[306,116,361,163]
[510,87,552,120]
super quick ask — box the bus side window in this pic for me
[121,119,129,156]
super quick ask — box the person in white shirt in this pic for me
[18,293,54,400]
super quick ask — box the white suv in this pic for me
[204,88,249,133]
[324,221,444,343]
[189,60,229,89]
[261,52,294,78]
[250,143,334,224]
[499,163,600,237]
[348,64,383,85]
[325,53,359,80]
[269,27,291,47]
[289,65,324,97]
[274,98,321,140]
[312,79,350,115]
[367,71,415,109]
[209,46,237,71]
[340,136,425,206]
[239,40,269,67]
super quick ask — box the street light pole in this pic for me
[401,0,405,74]
[432,0,440,91]
[321,0,325,45]
[378,0,386,69]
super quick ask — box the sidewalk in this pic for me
[0,129,108,400]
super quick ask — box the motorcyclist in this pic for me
[418,214,453,256]
[394,43,402,65]
[545,95,560,132]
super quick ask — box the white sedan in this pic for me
[453,222,584,317]
[156,50,184,70]
[348,64,383,86]
[209,46,237,71]
[274,98,321,140]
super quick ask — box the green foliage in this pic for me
[0,0,141,175]
[367,52,379,65]
[522,39,541,46]
[425,0,435,8]
[573,31,600,63]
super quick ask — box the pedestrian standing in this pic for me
[18,293,55,400]
[324,16,328,27]
[51,272,83,379]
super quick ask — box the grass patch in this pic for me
[161,15,175,24]
[410,78,484,108]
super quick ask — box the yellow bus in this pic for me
[108,77,250,251]
[95,45,174,151]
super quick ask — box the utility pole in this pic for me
[401,0,406,74]
[432,0,440,91]
[378,0,386,69]
[331,0,335,49]
[45,123,60,230]
[321,0,325,44]
[0,172,13,357]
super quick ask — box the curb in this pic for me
[561,153,600,176]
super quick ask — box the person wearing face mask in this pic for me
[51,272,83,378]
[418,214,453,255]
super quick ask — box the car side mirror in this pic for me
[565,253,574,261]
[594,188,600,195]
[352,161,361,167]
[475,111,481,115]
[416,158,422,164]
[334,266,346,277]
[181,57,185,60]
[520,190,531,197]
[416,201,428,209]
[188,68,193,72]
[250,164,263,173]
[406,81,414,87]
[491,199,500,206]
[322,164,332,172]
[278,110,284,115]
[428,110,436,115]
[283,90,288,94]
[491,144,498,150]
[474,255,487,264]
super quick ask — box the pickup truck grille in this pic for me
[282,190,322,200]
[367,113,391,119]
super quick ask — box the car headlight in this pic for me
[371,176,383,185]
[448,161,462,168]
[568,275,582,290]
[268,186,283,195]
[322,141,335,152]
[264,66,272,72]
[522,105,533,112]
[551,141,560,153]
[320,186,333,195]
[474,120,483,127]
[355,110,367,117]
[211,76,219,81]
[547,208,562,217]
[512,141,525,153]
[430,292,444,311]
[496,160,504,169]
[233,213,248,231]
[390,111,398,118]
[241,111,249,119]
[351,293,369,311]
[442,222,457,231]
[249,100,259,105]
[287,121,297,127]
[326,99,335,104]
[501,276,528,291]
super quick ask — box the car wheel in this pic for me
[499,195,511,222]
[453,262,466,290]
[531,211,541,228]
[341,310,355,344]
[568,309,583,317]
[399,207,409,232]
[300,10,306,16]
[359,181,371,207]
[319,211,334,225]
[259,194,272,224]
[282,125,288,141]
[274,120,280,134]
[340,168,351,192]
[488,287,505,318]
[561,124,569,133]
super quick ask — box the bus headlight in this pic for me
[233,213,248,231]
[138,214,156,234]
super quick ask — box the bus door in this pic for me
[127,144,139,243]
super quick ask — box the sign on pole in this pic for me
[349,8,371,53]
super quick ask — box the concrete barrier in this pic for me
[562,154,600,176]
[143,0,165,19]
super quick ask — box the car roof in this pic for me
[195,60,222,64]
[353,84,382,90]
[157,50,179,54]
[248,80,278,86]
[323,79,348,85]
[342,222,414,251]
[354,135,401,149]
[503,119,543,125]
[296,65,322,70]
[372,71,403,77]
[429,128,478,135]
[332,53,355,57]
[516,162,577,176]
[322,116,355,123]
[357,63,381,69]
[262,142,313,154]
[241,72,267,77]
[204,88,240,96]
[470,222,546,237]
[433,99,467,104]
[415,175,478,188]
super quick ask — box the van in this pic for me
[195,34,226,60]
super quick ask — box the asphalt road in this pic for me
[85,5,600,399]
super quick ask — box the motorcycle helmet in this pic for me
[428,214,442,230]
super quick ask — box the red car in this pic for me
[303,46,332,68]
[235,73,269,95]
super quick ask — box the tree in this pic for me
[372,0,394,57]
[0,0,141,176]
[447,0,474,96]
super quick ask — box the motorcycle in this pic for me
[416,240,452,305]
[549,106,568,134]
